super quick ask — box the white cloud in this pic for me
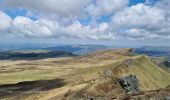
[0,11,116,40]
[0,11,11,31]
[111,3,170,40]
[65,21,116,40]
[123,29,160,39]
[12,16,59,37]
[112,4,165,28]
[0,0,170,41]
[1,0,91,17]
[155,0,170,12]
[85,0,129,16]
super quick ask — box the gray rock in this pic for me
[123,59,134,67]
[118,74,139,94]
[105,69,113,77]
[151,57,170,68]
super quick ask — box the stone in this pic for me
[105,69,113,77]
[118,74,139,94]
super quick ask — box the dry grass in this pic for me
[0,48,169,100]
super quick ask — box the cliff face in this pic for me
[151,57,170,68]
[118,74,139,94]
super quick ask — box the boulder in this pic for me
[118,74,139,94]
[151,57,170,68]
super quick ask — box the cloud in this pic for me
[1,0,129,18]
[155,0,170,12]
[0,11,116,40]
[111,3,170,40]
[123,29,160,40]
[112,4,165,28]
[0,11,11,31]
[1,0,91,17]
[12,16,54,37]
[85,0,129,16]
[0,0,170,41]
[65,21,116,40]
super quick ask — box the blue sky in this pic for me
[129,0,145,5]
[0,0,170,46]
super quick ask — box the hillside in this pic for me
[0,48,170,100]
[67,53,170,99]
[106,55,170,90]
[0,50,75,60]
[0,44,108,55]
[134,46,170,59]
[44,45,108,55]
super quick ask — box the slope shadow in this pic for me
[0,78,66,98]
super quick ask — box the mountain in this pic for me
[134,46,170,59]
[0,43,52,51]
[0,44,109,55]
[67,49,170,99]
[0,48,170,100]
[0,50,75,60]
[134,46,170,69]
[44,45,108,55]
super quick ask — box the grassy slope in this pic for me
[73,54,170,91]
[116,55,170,91]
[0,49,170,90]
[62,54,170,99]
[61,52,170,92]
[0,49,129,84]
[0,48,170,99]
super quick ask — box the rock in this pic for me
[118,74,139,94]
[151,57,170,68]
[122,48,133,56]
[105,69,113,77]
[123,59,134,67]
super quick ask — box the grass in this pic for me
[0,48,169,99]
[0,49,128,85]
[0,70,56,84]
[116,55,170,91]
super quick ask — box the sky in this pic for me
[0,0,170,46]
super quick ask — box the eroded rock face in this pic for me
[118,74,139,94]
[105,69,113,77]
[105,59,135,77]
[123,59,135,67]
[122,48,133,56]
[151,57,170,68]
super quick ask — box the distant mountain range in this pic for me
[134,46,170,59]
[0,44,109,55]
[44,45,108,55]
[0,50,75,60]
[0,44,109,60]
[1,44,170,59]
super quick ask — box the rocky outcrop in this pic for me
[123,59,135,67]
[122,48,133,56]
[118,74,139,94]
[105,59,135,77]
[105,69,113,77]
[151,57,170,68]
